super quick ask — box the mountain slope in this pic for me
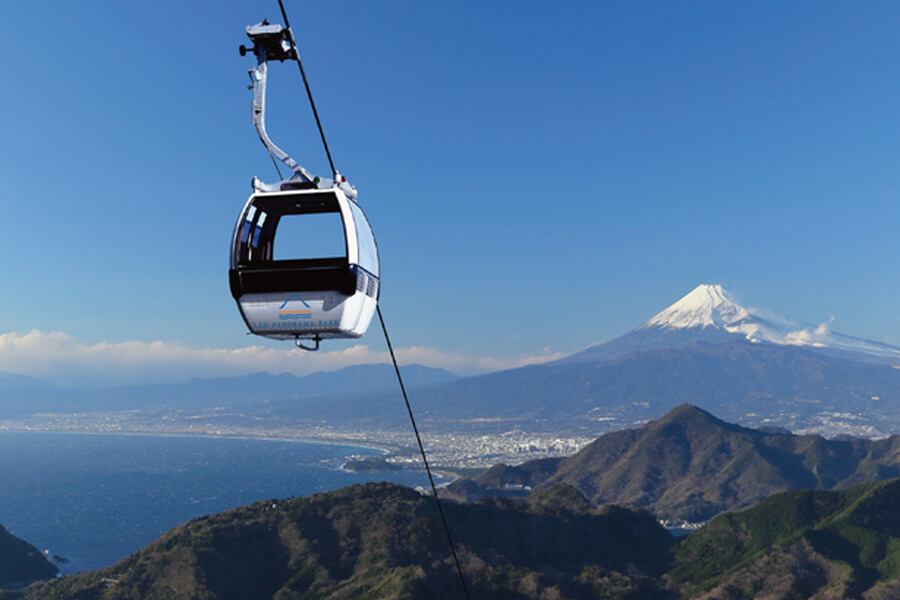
[0,524,58,589]
[12,483,674,600]
[9,476,900,599]
[249,286,900,434]
[445,405,900,521]
[670,477,900,599]
[564,284,900,365]
[294,339,900,431]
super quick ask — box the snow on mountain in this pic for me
[563,284,900,364]
[639,284,900,360]
[640,284,750,331]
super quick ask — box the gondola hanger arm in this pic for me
[242,21,357,201]
[243,22,315,186]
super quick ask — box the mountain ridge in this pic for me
[9,483,674,600]
[12,478,900,599]
[670,477,900,598]
[5,284,900,438]
[0,363,458,418]
[443,404,900,521]
[300,339,900,433]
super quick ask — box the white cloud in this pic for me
[0,330,562,388]
[781,316,834,347]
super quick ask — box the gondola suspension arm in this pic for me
[240,21,356,200]
[242,24,315,186]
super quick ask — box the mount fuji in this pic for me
[563,284,900,365]
[5,284,900,438]
[314,283,900,436]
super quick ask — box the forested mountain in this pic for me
[670,477,900,599]
[10,479,900,599]
[444,404,900,521]
[8,483,673,600]
[0,525,57,589]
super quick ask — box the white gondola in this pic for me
[230,20,379,350]
[229,187,379,347]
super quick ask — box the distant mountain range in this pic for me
[0,364,458,419]
[313,338,900,429]
[0,374,45,392]
[442,404,900,521]
[3,284,900,436]
[250,284,900,434]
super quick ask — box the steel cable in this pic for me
[277,0,338,177]
[269,3,471,596]
[377,306,472,600]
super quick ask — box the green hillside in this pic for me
[8,477,900,598]
[447,404,900,521]
[9,483,674,600]
[671,478,900,598]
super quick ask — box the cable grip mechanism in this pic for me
[240,20,357,201]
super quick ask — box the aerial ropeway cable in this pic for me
[228,4,471,598]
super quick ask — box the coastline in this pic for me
[0,431,444,577]
[0,426,463,486]
[0,410,589,470]
[0,424,400,456]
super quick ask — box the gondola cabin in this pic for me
[229,186,379,348]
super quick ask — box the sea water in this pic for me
[0,432,434,575]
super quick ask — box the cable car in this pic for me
[229,20,379,350]
[229,186,379,349]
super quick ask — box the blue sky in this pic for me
[2,1,899,386]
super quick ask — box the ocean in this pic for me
[0,432,436,575]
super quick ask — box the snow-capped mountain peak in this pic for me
[638,284,900,360]
[561,283,900,365]
[640,284,750,331]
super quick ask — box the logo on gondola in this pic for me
[278,295,312,320]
